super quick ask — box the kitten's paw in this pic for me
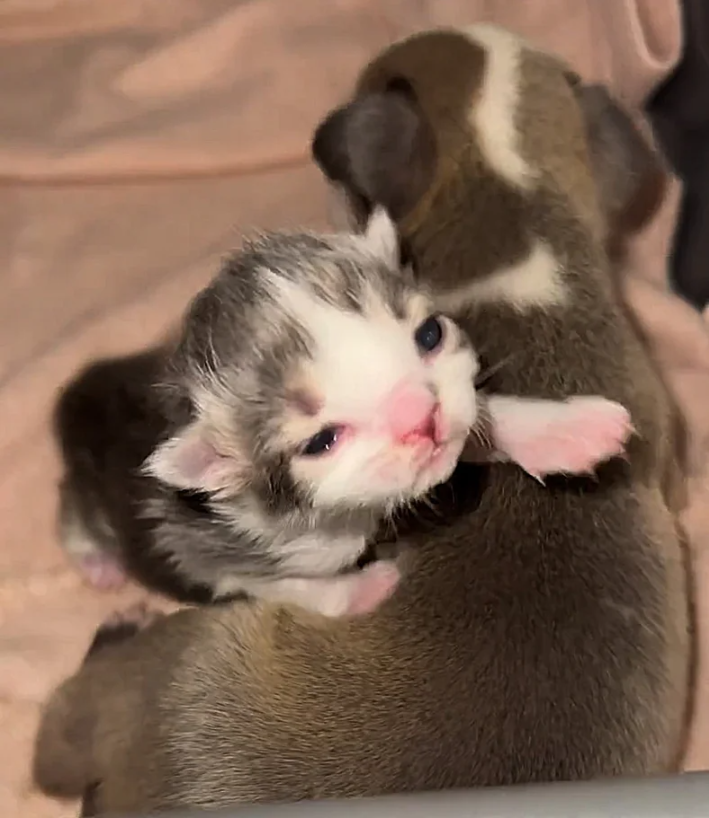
[310,562,401,618]
[76,552,128,591]
[343,561,401,617]
[497,396,633,479]
[85,602,162,661]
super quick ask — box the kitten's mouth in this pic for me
[422,436,462,467]
[409,433,466,493]
[375,408,467,498]
[401,403,445,448]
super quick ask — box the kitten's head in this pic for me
[145,209,478,518]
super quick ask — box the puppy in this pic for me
[55,209,630,617]
[34,25,693,815]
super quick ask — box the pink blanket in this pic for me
[2,2,707,815]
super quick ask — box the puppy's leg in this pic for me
[256,561,401,618]
[81,783,100,818]
[33,603,161,801]
[58,482,127,591]
[485,395,634,480]
[32,672,95,801]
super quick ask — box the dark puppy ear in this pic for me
[575,83,666,233]
[312,81,437,222]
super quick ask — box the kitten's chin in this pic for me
[407,437,466,499]
[309,437,466,511]
[371,437,466,506]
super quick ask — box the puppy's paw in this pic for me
[85,602,162,661]
[76,552,128,591]
[493,396,633,479]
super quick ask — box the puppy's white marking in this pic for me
[435,241,568,313]
[464,23,535,190]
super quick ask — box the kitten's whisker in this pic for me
[474,352,518,389]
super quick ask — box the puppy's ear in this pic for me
[312,80,437,222]
[144,420,248,495]
[575,83,666,233]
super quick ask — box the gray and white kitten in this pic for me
[54,209,631,616]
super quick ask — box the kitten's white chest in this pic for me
[211,531,368,602]
[275,531,368,576]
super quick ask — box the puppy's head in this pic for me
[312,25,663,251]
[145,210,478,517]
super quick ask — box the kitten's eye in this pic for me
[414,315,444,354]
[301,426,341,457]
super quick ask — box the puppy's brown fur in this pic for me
[34,26,694,814]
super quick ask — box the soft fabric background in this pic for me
[2,2,707,815]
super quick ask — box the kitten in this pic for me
[55,209,631,616]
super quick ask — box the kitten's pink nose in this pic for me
[383,382,437,443]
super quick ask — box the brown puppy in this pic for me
[34,25,693,815]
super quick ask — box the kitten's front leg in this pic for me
[260,562,401,618]
[482,395,634,480]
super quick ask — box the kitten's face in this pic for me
[147,210,478,516]
[279,277,477,510]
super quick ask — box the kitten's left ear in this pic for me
[362,206,400,269]
[144,418,249,495]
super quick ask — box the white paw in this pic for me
[493,396,634,479]
[314,562,401,618]
[342,561,401,616]
[77,553,128,591]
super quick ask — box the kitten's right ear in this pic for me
[311,83,437,222]
[144,420,248,495]
[362,206,400,268]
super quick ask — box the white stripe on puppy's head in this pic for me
[464,24,536,191]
